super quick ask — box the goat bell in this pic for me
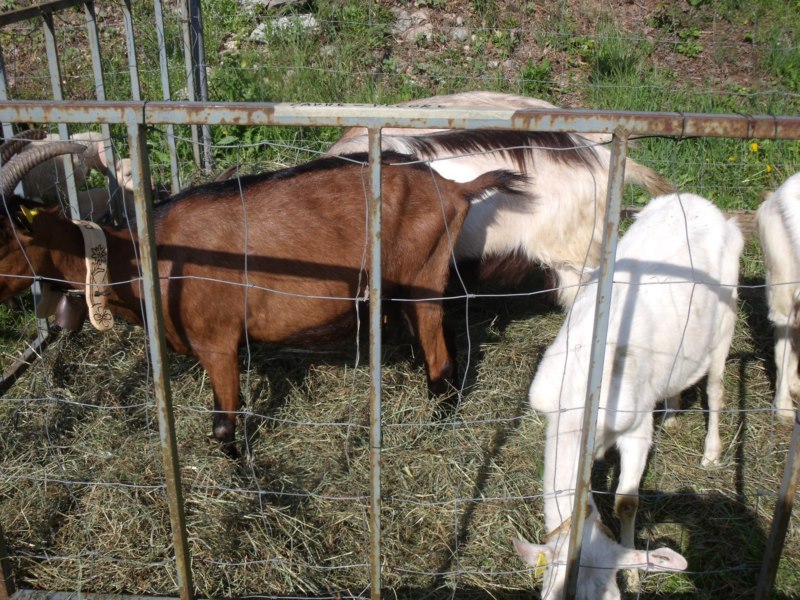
[54,293,87,332]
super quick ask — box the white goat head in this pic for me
[513,507,687,600]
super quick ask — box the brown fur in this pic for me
[0,152,523,454]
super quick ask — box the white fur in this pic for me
[756,171,800,421]
[514,511,687,600]
[328,91,671,308]
[331,91,612,145]
[21,132,137,220]
[518,193,742,599]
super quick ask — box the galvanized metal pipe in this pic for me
[0,101,799,140]
[0,330,52,395]
[187,0,213,174]
[153,0,181,194]
[367,127,383,600]
[0,41,14,141]
[83,1,121,222]
[0,523,14,600]
[42,12,80,218]
[756,410,800,599]
[0,0,85,27]
[126,123,194,600]
[179,0,201,168]
[11,592,176,600]
[121,0,141,102]
[564,127,629,600]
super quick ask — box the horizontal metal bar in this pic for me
[12,590,180,600]
[0,330,52,395]
[0,0,86,27]
[0,100,799,139]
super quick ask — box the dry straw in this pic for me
[0,217,798,600]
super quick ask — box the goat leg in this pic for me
[402,299,458,401]
[199,350,241,455]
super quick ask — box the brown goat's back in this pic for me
[154,156,470,348]
[151,153,523,451]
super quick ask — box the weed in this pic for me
[592,30,651,80]
[521,58,553,98]
[676,27,704,57]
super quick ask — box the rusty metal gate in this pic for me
[0,2,799,600]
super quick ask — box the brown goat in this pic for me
[0,147,524,453]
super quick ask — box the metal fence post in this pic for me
[82,0,121,222]
[0,40,13,141]
[180,0,201,169]
[154,0,181,194]
[368,127,383,600]
[0,524,14,600]
[187,0,213,174]
[564,127,629,600]
[121,0,142,102]
[755,410,800,599]
[126,121,194,600]
[41,11,80,218]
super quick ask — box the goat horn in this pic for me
[0,141,87,199]
[0,129,47,165]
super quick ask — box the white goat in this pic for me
[21,131,136,221]
[515,193,742,599]
[756,171,800,422]
[328,91,673,308]
[331,91,612,145]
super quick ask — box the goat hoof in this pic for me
[213,418,237,453]
[431,392,462,423]
[776,406,797,424]
[661,413,679,428]
[220,440,240,459]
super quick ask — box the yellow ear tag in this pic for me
[535,551,548,578]
[20,205,40,223]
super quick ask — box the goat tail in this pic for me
[459,169,529,202]
[623,158,674,196]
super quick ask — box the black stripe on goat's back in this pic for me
[404,129,600,172]
[157,151,423,211]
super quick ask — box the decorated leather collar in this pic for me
[35,219,114,332]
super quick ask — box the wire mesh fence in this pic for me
[0,1,799,600]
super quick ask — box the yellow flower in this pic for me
[766,164,772,173]
[750,142,759,153]
[728,156,736,162]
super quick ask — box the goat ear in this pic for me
[630,546,688,572]
[96,141,109,170]
[513,538,552,576]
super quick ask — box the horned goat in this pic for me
[18,130,136,221]
[328,91,673,308]
[0,138,524,454]
[756,171,800,422]
[515,193,742,599]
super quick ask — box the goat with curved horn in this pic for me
[0,141,87,199]
[0,129,47,166]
